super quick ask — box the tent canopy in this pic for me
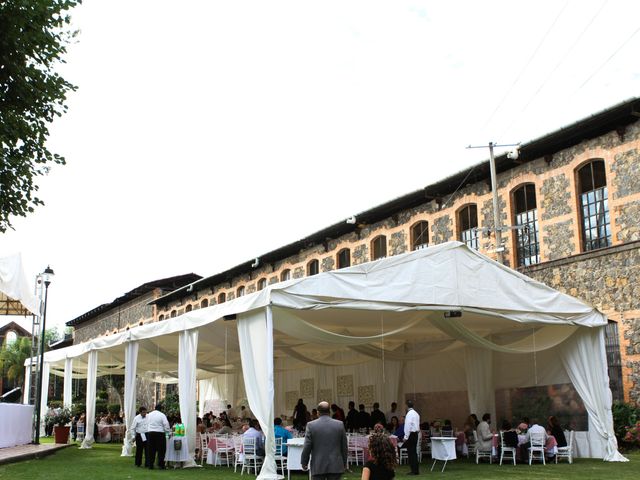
[27,242,626,464]
[0,253,39,316]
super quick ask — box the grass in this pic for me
[0,443,638,480]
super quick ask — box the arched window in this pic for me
[158,314,165,321]
[513,184,540,266]
[185,304,193,312]
[458,204,478,250]
[337,248,351,269]
[371,235,387,260]
[257,278,267,290]
[170,310,177,318]
[200,298,209,309]
[217,292,226,304]
[281,269,291,282]
[577,160,610,251]
[5,330,17,345]
[411,221,429,250]
[237,286,245,297]
[307,259,319,276]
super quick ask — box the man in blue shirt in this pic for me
[274,417,293,455]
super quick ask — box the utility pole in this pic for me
[466,142,519,265]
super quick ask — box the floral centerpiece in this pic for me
[45,406,73,427]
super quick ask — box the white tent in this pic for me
[29,241,627,473]
[0,253,40,316]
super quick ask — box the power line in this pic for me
[577,24,640,90]
[479,1,569,135]
[500,0,609,139]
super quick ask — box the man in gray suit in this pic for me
[301,401,348,480]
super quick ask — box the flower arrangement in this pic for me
[45,406,73,427]
[623,421,640,448]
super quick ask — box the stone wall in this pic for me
[74,291,156,343]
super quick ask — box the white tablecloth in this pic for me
[287,437,305,480]
[0,404,34,448]
[166,436,191,463]
[431,437,457,461]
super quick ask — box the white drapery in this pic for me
[63,358,73,408]
[178,330,199,468]
[238,307,279,480]
[121,341,139,457]
[464,347,496,423]
[23,364,31,404]
[40,362,50,436]
[81,350,98,448]
[560,328,628,462]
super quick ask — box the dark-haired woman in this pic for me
[361,433,396,480]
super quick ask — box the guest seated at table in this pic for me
[362,433,396,480]
[475,413,493,453]
[373,423,385,434]
[500,420,518,448]
[331,403,345,422]
[519,417,546,459]
[394,416,405,439]
[274,417,293,455]
[463,415,476,442]
[243,419,266,456]
[311,408,319,421]
[441,419,453,436]
[196,417,206,434]
[387,416,399,435]
[470,413,479,428]
[547,416,567,447]
[217,417,233,435]
[517,416,530,434]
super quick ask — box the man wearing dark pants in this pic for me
[145,404,171,469]
[301,401,348,480]
[403,399,421,475]
[131,407,148,467]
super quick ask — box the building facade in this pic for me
[69,98,640,405]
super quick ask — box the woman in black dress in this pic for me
[292,398,308,431]
[547,415,567,447]
[361,433,396,480]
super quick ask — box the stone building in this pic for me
[68,98,640,405]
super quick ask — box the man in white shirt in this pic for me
[145,404,171,470]
[226,404,237,420]
[403,400,421,475]
[131,407,148,467]
[520,418,547,460]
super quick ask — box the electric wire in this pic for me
[480,1,570,135]
[500,0,610,139]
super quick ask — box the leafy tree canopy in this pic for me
[0,335,31,383]
[0,0,81,233]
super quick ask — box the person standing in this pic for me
[131,407,149,467]
[345,401,358,432]
[293,398,308,432]
[301,401,348,480]
[403,400,420,475]
[145,404,171,470]
[385,402,399,423]
[370,403,387,430]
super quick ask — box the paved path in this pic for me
[0,443,71,465]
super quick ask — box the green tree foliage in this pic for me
[0,0,81,233]
[0,335,31,384]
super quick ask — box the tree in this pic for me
[0,0,81,233]
[0,336,32,387]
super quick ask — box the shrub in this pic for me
[107,403,121,414]
[612,401,640,448]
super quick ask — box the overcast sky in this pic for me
[2,0,639,333]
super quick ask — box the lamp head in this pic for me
[42,266,55,286]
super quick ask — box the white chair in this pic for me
[556,430,574,464]
[466,431,476,458]
[233,435,244,472]
[199,433,210,465]
[416,429,423,462]
[499,431,516,466]
[420,430,431,459]
[241,436,264,475]
[347,435,365,466]
[76,423,85,442]
[214,434,234,467]
[274,436,287,475]
[528,431,546,465]
[475,431,492,464]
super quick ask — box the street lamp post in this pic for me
[33,266,54,445]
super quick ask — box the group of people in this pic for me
[129,404,173,469]
[300,400,420,480]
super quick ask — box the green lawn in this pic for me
[0,443,637,480]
